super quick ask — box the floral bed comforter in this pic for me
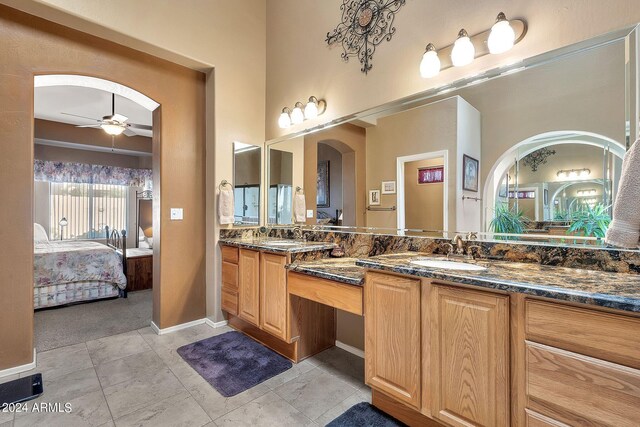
[34,240,126,289]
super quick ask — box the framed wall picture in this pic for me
[381,181,396,194]
[369,189,381,206]
[418,166,445,184]
[317,160,330,208]
[462,154,479,192]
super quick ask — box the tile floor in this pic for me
[0,323,370,426]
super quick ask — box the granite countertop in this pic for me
[219,238,337,254]
[356,252,640,313]
[286,258,365,286]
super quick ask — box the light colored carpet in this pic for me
[34,290,152,352]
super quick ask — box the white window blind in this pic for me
[50,182,128,240]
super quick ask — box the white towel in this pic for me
[294,193,306,223]
[605,138,640,248]
[218,188,235,225]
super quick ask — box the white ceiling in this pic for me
[34,85,153,137]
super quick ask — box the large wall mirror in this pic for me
[265,24,638,247]
[233,142,261,225]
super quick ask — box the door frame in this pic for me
[396,150,449,233]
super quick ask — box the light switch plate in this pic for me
[306,210,314,218]
[170,208,183,220]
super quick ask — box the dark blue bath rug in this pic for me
[177,331,292,397]
[326,402,406,426]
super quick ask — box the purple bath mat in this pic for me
[177,331,292,397]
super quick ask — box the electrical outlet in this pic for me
[306,209,314,218]
[170,208,183,220]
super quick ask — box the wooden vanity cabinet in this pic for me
[430,284,510,427]
[221,246,239,315]
[238,248,260,326]
[365,272,421,409]
[260,252,288,340]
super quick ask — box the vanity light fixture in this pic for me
[419,12,527,78]
[278,107,292,129]
[577,189,597,197]
[291,102,305,125]
[278,97,327,128]
[451,29,475,67]
[420,43,441,78]
[556,168,591,179]
[488,12,516,54]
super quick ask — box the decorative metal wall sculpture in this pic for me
[521,148,556,172]
[326,0,406,74]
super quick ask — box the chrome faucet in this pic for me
[451,234,465,255]
[443,242,455,259]
[292,226,304,241]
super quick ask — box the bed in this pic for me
[33,224,127,309]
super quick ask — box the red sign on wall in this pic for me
[418,166,444,184]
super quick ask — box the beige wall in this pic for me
[1,0,267,325]
[0,5,207,370]
[266,0,640,140]
[404,158,444,230]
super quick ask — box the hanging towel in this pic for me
[218,187,235,225]
[605,138,640,248]
[294,193,306,223]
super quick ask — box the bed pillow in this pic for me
[34,223,49,242]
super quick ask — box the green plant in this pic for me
[567,203,611,239]
[553,210,570,221]
[490,204,528,238]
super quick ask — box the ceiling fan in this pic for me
[61,93,152,137]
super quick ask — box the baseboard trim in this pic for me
[0,348,36,378]
[335,340,365,358]
[150,318,229,335]
[204,318,228,328]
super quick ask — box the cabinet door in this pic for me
[238,249,260,326]
[260,252,288,340]
[365,272,421,409]
[431,285,509,427]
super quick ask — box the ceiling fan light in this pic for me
[101,123,126,136]
[451,29,475,67]
[488,13,516,54]
[420,43,441,78]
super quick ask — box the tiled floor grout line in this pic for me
[86,341,117,426]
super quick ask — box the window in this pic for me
[50,182,128,240]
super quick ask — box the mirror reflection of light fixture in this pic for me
[488,12,516,54]
[58,217,68,241]
[556,168,591,179]
[577,189,597,197]
[420,43,441,78]
[278,107,292,129]
[451,29,475,67]
[290,102,305,124]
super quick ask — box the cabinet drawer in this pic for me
[221,245,239,264]
[526,341,640,427]
[525,409,569,427]
[525,299,640,369]
[222,261,238,289]
[221,288,238,315]
[288,272,363,315]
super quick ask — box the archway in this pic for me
[483,131,625,230]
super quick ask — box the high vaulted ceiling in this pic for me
[34,85,153,138]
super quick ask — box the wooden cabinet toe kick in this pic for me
[287,272,363,316]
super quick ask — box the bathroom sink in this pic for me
[410,259,487,271]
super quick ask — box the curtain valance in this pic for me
[34,160,152,188]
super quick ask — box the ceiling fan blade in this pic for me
[123,128,137,137]
[112,113,128,123]
[75,124,102,128]
[127,123,152,131]
[61,112,101,122]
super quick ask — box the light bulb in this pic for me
[420,43,440,78]
[101,123,125,135]
[451,29,475,67]
[569,170,578,179]
[304,97,319,119]
[488,12,515,54]
[291,102,304,124]
[278,108,291,129]
[580,169,590,177]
